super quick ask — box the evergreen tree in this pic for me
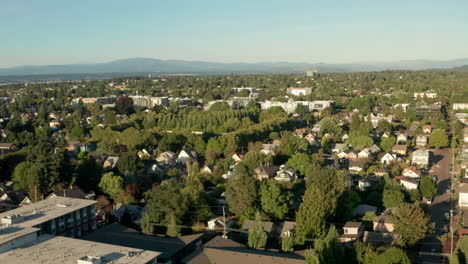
[247,212,268,249]
[429,129,449,148]
[225,167,258,217]
[260,179,292,220]
[281,235,294,252]
[166,213,180,237]
[305,226,345,264]
[391,202,433,247]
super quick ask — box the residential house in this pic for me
[347,150,359,161]
[294,128,307,138]
[231,153,244,164]
[342,133,349,142]
[207,216,234,231]
[277,221,296,238]
[412,149,430,166]
[369,144,381,155]
[373,209,394,232]
[363,231,401,247]
[222,165,235,180]
[46,186,94,200]
[422,125,433,134]
[241,220,275,238]
[103,156,119,169]
[137,149,151,159]
[340,222,364,242]
[374,168,390,177]
[332,143,347,155]
[274,165,297,183]
[261,144,277,156]
[358,148,372,160]
[392,145,407,156]
[402,166,422,179]
[113,203,144,224]
[381,153,397,165]
[177,149,198,165]
[459,181,468,207]
[201,165,214,175]
[396,133,407,144]
[0,143,18,154]
[357,178,372,191]
[254,164,279,181]
[396,176,419,190]
[416,134,429,147]
[349,160,365,174]
[156,151,177,165]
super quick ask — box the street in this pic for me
[419,148,454,264]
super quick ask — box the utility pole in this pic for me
[450,209,454,260]
[450,149,455,261]
[222,206,227,239]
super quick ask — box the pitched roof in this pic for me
[183,236,305,264]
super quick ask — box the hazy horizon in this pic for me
[1,0,467,68]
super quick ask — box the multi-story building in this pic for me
[130,96,169,108]
[454,103,468,110]
[287,87,312,96]
[72,97,118,106]
[260,100,334,114]
[414,92,437,99]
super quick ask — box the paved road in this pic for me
[418,148,454,264]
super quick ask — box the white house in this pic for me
[416,134,429,147]
[396,133,407,144]
[398,177,419,190]
[459,182,468,207]
[340,222,364,242]
[274,165,297,183]
[177,149,198,165]
[381,153,397,165]
[402,166,422,179]
[358,148,372,160]
[412,149,430,166]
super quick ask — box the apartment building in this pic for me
[130,96,169,108]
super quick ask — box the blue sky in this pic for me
[1,0,467,67]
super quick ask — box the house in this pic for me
[137,149,151,159]
[231,153,244,164]
[416,134,429,147]
[374,168,390,177]
[294,128,307,138]
[177,149,198,165]
[459,181,468,207]
[277,221,296,238]
[402,166,422,179]
[373,209,394,233]
[342,133,349,142]
[222,165,235,180]
[381,153,397,165]
[261,144,277,156]
[201,165,214,175]
[358,148,372,160]
[396,133,407,144]
[46,186,94,200]
[241,219,275,238]
[274,165,297,183]
[182,236,305,264]
[349,160,365,174]
[392,145,407,156]
[207,216,234,231]
[66,141,95,153]
[0,190,30,206]
[347,150,359,161]
[0,143,18,154]
[156,151,177,165]
[396,176,419,190]
[363,231,401,247]
[112,203,144,224]
[254,164,279,181]
[422,125,433,134]
[369,144,381,155]
[340,222,364,242]
[357,178,372,192]
[103,156,119,169]
[412,149,430,166]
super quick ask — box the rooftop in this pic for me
[0,226,38,245]
[0,234,159,264]
[0,197,96,229]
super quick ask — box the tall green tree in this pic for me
[383,180,405,209]
[380,137,396,153]
[391,202,433,247]
[225,166,258,217]
[260,179,292,220]
[419,176,437,198]
[305,225,344,264]
[374,247,410,264]
[98,172,124,200]
[295,169,347,244]
[166,213,181,237]
[247,212,268,249]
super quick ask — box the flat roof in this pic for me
[0,197,96,228]
[0,226,38,245]
[0,234,159,264]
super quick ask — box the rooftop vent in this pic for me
[77,255,102,264]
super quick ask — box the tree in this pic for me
[453,236,468,264]
[209,101,230,111]
[305,225,344,264]
[319,117,342,138]
[117,152,142,175]
[374,247,410,264]
[383,180,405,208]
[115,95,134,115]
[166,213,180,237]
[145,178,188,224]
[12,161,32,190]
[225,167,258,217]
[429,129,449,148]
[420,176,437,198]
[391,202,433,247]
[104,110,117,126]
[98,172,124,200]
[295,103,307,114]
[260,179,292,220]
[345,132,374,150]
[376,120,392,134]
[281,235,294,252]
[295,169,347,244]
[141,213,154,234]
[247,212,268,249]
[380,137,396,153]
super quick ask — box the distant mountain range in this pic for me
[1,58,468,77]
